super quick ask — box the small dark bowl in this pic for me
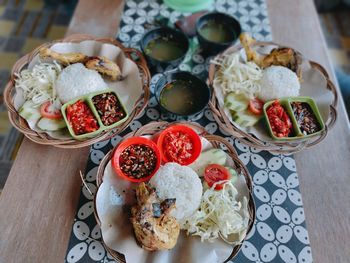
[155,71,210,118]
[196,12,241,55]
[140,27,189,72]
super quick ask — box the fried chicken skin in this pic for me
[239,33,302,78]
[261,47,302,78]
[39,48,122,80]
[85,56,122,81]
[131,183,180,251]
[239,33,262,65]
[39,47,88,66]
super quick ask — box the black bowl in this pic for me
[196,12,241,55]
[155,71,210,118]
[140,27,189,73]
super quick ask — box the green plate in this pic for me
[263,98,301,141]
[263,97,325,141]
[61,97,102,140]
[288,96,325,139]
[88,89,129,130]
[163,0,213,13]
[61,89,128,140]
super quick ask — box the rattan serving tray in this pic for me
[208,41,338,154]
[93,121,256,263]
[4,34,151,148]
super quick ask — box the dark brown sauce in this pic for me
[291,102,320,135]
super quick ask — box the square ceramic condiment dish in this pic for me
[88,89,129,130]
[263,98,301,141]
[61,89,128,140]
[288,96,325,138]
[263,97,325,141]
[61,97,102,140]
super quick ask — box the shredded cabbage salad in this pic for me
[15,61,62,106]
[212,53,262,99]
[183,180,249,243]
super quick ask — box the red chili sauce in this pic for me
[66,100,99,135]
[162,131,194,165]
[266,100,293,138]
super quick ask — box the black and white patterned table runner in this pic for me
[65,1,313,262]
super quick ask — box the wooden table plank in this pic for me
[68,0,125,37]
[0,1,125,262]
[0,0,349,262]
[0,140,88,262]
[267,1,350,262]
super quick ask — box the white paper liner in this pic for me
[13,40,143,139]
[95,137,250,263]
[212,45,334,142]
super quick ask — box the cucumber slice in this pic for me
[232,110,261,127]
[189,149,227,176]
[37,117,66,131]
[225,92,249,112]
[19,101,41,123]
[225,166,238,184]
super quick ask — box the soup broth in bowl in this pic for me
[160,79,199,115]
[144,37,186,61]
[141,27,189,71]
[198,20,235,43]
[196,12,241,55]
[155,71,210,117]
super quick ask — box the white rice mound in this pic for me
[258,65,300,101]
[150,162,203,225]
[55,63,108,103]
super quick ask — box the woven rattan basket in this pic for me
[93,121,256,263]
[3,34,151,148]
[208,42,338,154]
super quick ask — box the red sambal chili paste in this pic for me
[66,100,99,135]
[162,131,194,165]
[266,100,293,137]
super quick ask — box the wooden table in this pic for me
[0,1,349,262]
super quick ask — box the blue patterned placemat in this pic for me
[64,1,313,262]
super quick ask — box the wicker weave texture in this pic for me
[93,121,256,263]
[208,42,338,154]
[3,34,151,148]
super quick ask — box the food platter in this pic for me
[208,39,338,154]
[93,121,255,263]
[4,34,150,148]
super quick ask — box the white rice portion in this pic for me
[55,63,108,103]
[150,162,203,226]
[258,65,300,101]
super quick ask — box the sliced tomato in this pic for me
[40,101,62,119]
[204,164,230,190]
[248,98,264,115]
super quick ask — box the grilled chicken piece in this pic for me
[39,47,88,66]
[85,56,122,81]
[131,183,180,251]
[39,48,122,80]
[240,33,263,65]
[261,47,302,78]
[239,33,302,78]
